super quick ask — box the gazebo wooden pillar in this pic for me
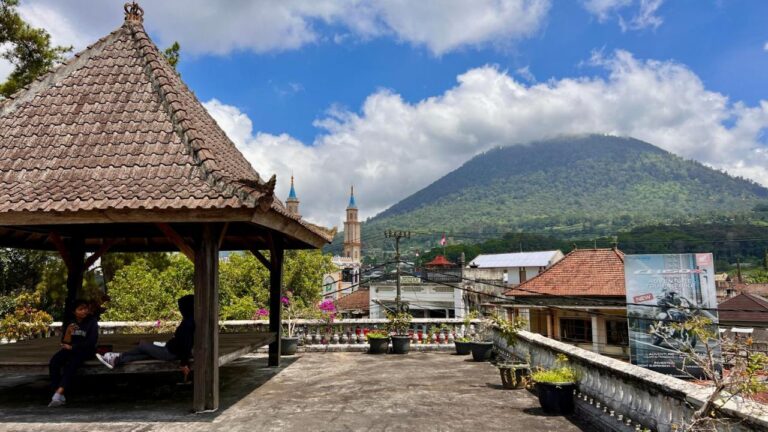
[268,239,284,367]
[193,223,222,411]
[0,3,335,413]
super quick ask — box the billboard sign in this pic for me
[625,253,720,377]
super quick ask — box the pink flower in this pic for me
[255,308,269,318]
[280,296,290,306]
[155,320,161,327]
[319,299,336,313]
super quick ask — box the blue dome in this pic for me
[287,176,298,201]
[347,186,357,208]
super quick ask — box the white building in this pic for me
[466,250,564,286]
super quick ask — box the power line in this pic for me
[414,263,768,315]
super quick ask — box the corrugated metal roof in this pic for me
[469,251,561,268]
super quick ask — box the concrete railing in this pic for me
[493,329,768,432]
[41,319,482,346]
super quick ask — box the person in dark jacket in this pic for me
[96,295,194,379]
[48,299,99,407]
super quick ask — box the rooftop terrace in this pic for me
[0,352,587,432]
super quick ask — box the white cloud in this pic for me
[204,50,768,227]
[582,0,664,31]
[12,0,551,57]
[764,41,768,52]
[582,0,632,21]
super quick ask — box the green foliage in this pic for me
[357,135,768,252]
[219,252,268,320]
[102,251,334,321]
[103,256,191,321]
[0,291,52,340]
[163,41,180,70]
[491,314,527,347]
[282,250,335,306]
[0,0,71,98]
[101,252,172,285]
[531,354,578,384]
[385,312,412,335]
[366,329,389,340]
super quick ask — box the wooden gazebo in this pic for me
[0,3,333,411]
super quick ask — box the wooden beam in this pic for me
[251,210,329,249]
[48,232,72,270]
[155,223,195,261]
[217,222,229,249]
[193,223,223,413]
[268,233,284,367]
[63,237,85,325]
[0,208,255,226]
[249,248,271,270]
[83,238,117,269]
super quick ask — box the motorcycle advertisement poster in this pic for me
[625,253,721,378]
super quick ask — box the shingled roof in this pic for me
[335,288,370,312]
[504,248,625,297]
[0,5,333,247]
[718,293,768,323]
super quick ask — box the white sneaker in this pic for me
[48,397,65,407]
[96,352,118,369]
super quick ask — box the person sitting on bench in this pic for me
[97,294,194,378]
[48,299,99,407]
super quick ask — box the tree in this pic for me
[664,317,768,431]
[103,255,193,321]
[0,0,71,98]
[163,41,180,70]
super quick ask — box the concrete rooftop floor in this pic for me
[0,352,589,432]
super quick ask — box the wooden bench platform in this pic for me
[0,332,276,375]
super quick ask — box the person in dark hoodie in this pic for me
[48,299,99,407]
[96,294,194,379]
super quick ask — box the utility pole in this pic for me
[385,230,410,313]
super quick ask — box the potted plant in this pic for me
[386,312,413,354]
[491,314,529,388]
[531,354,578,415]
[366,329,390,354]
[454,311,479,355]
[468,318,494,361]
[280,292,304,356]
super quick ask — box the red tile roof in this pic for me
[504,248,625,297]
[718,293,768,323]
[425,255,454,268]
[0,7,333,243]
[335,288,370,311]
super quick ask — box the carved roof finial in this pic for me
[124,2,144,22]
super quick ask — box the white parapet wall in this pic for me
[493,329,768,432]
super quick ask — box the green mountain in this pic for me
[357,135,768,250]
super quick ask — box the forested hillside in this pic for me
[356,135,768,250]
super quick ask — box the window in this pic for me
[606,320,629,346]
[560,318,591,343]
[519,267,527,283]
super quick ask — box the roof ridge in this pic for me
[125,20,275,212]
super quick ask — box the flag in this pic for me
[440,234,446,246]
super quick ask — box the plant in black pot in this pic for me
[386,312,413,354]
[531,354,578,415]
[366,329,390,354]
[454,311,478,355]
[468,318,495,361]
[280,291,309,356]
[492,314,529,388]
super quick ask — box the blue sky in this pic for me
[11,0,768,226]
[176,0,768,143]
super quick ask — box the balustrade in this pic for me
[493,328,768,432]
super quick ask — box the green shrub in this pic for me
[366,330,389,340]
[532,354,578,384]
